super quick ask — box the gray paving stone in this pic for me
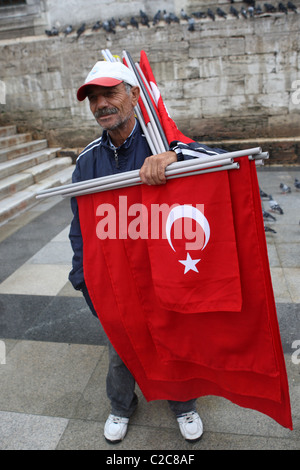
[0,167,299,450]
[0,340,103,418]
[0,411,68,450]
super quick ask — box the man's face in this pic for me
[87,83,139,131]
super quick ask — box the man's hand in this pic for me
[139,151,177,185]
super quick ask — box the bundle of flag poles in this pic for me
[36,49,269,200]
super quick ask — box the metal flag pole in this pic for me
[39,161,239,199]
[122,50,169,152]
[134,104,157,155]
[36,148,268,200]
[135,62,156,102]
[36,157,234,199]
[36,147,262,198]
[102,49,162,155]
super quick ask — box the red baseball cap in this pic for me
[77,61,137,101]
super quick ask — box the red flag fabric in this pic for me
[142,169,242,313]
[77,156,293,430]
[138,50,194,145]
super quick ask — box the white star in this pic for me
[178,253,200,274]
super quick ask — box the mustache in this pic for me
[94,108,118,118]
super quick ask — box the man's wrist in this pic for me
[171,145,184,161]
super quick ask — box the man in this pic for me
[69,60,223,444]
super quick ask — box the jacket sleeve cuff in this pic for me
[169,141,184,161]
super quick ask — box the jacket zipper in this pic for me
[113,148,119,169]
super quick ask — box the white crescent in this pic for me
[165,205,210,252]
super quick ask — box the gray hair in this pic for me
[123,82,133,95]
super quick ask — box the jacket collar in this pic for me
[102,119,138,150]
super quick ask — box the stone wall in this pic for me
[0,7,299,163]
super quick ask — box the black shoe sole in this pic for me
[105,437,123,444]
[185,434,203,444]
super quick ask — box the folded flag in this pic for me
[138,50,194,145]
[142,169,242,313]
[77,156,292,430]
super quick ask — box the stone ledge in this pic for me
[57,149,84,165]
[200,137,300,165]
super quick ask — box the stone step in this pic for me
[0,147,61,180]
[0,165,74,225]
[0,132,32,150]
[0,157,72,201]
[0,139,48,163]
[201,137,300,165]
[0,172,33,201]
[0,124,74,224]
[22,156,72,184]
[0,125,17,138]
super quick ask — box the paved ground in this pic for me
[0,166,299,451]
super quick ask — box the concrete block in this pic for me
[189,37,245,59]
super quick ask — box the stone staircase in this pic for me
[0,125,74,225]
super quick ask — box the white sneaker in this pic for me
[176,411,203,443]
[104,414,129,443]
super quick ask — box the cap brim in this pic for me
[77,77,123,101]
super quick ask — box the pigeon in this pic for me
[169,12,180,23]
[163,10,171,24]
[255,5,263,14]
[216,7,227,18]
[279,2,288,14]
[230,6,239,17]
[102,20,116,33]
[279,182,291,193]
[92,21,101,31]
[263,209,277,222]
[264,225,277,234]
[130,17,139,29]
[260,187,269,199]
[264,3,277,13]
[63,24,73,36]
[192,11,207,18]
[110,18,116,29]
[294,178,300,189]
[207,9,215,20]
[247,6,254,17]
[188,17,195,31]
[268,195,284,214]
[119,18,127,29]
[287,1,298,13]
[102,20,110,32]
[45,26,59,36]
[76,23,86,39]
[180,8,189,20]
[153,10,161,25]
[140,10,150,27]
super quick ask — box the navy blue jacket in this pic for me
[69,119,225,291]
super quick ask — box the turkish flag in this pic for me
[138,50,194,145]
[77,157,293,430]
[142,169,242,313]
